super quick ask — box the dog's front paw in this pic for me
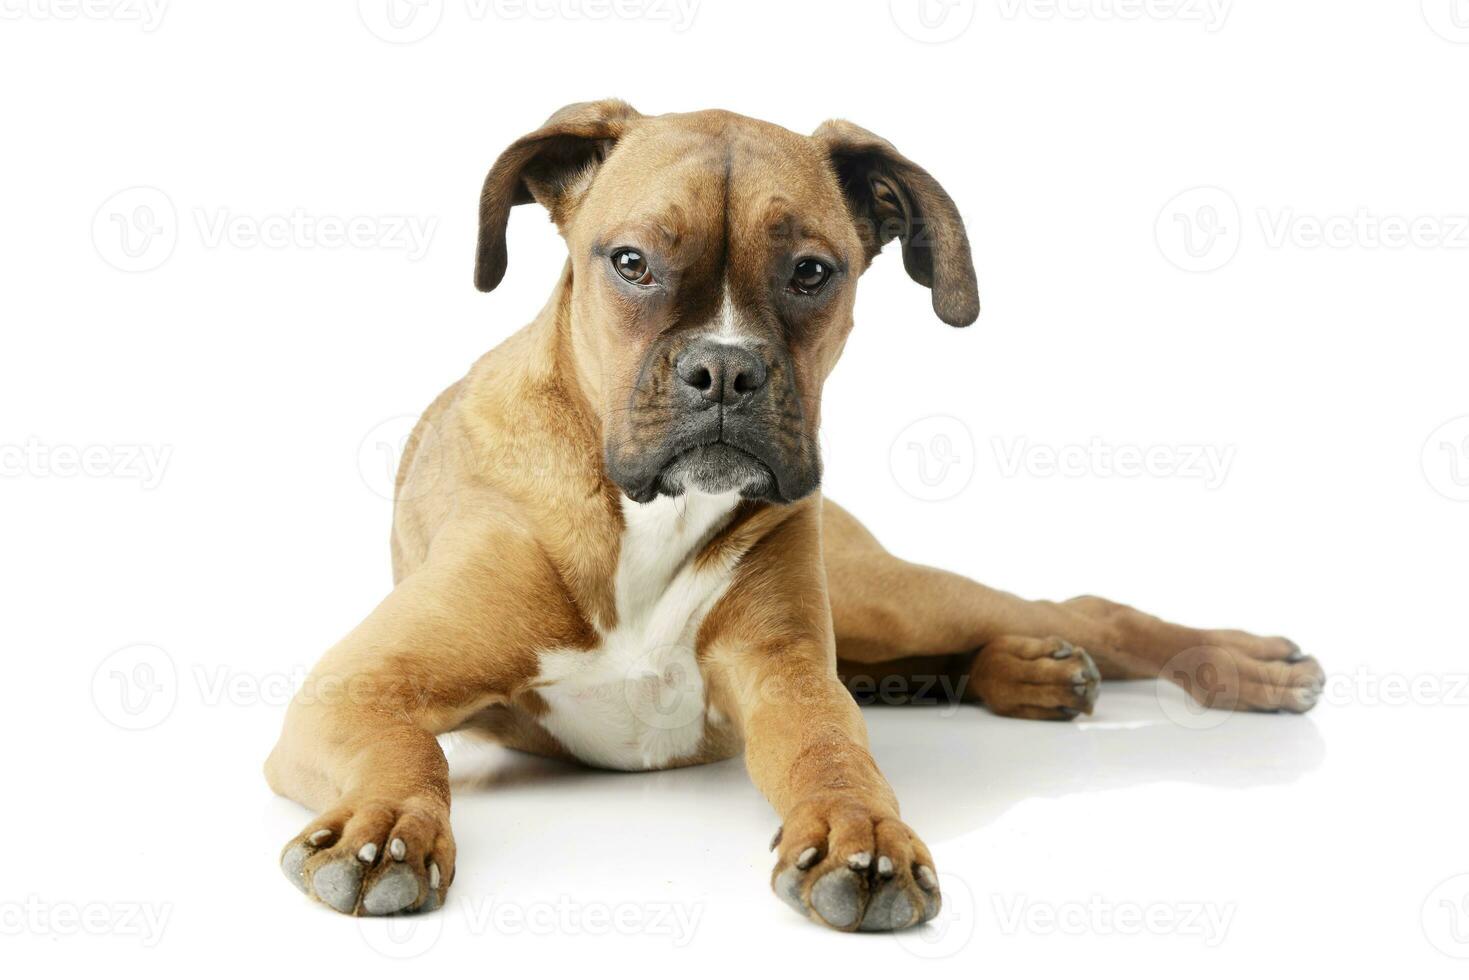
[279,796,454,915]
[770,797,939,932]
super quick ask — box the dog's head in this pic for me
[475,101,978,504]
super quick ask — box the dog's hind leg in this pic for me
[821,499,1324,719]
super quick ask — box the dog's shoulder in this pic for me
[393,315,624,611]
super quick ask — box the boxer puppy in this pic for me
[266,102,1324,929]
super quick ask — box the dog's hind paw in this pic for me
[279,797,453,915]
[770,797,940,932]
[1161,634,1325,714]
[967,635,1100,720]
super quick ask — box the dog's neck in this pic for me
[521,261,605,430]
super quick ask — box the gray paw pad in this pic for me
[362,863,422,916]
[919,887,942,924]
[774,866,806,917]
[280,844,312,894]
[811,869,863,929]
[859,881,918,932]
[312,858,364,913]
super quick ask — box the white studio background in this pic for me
[2,1,1467,976]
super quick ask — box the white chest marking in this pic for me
[534,491,740,770]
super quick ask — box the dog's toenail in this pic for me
[429,862,441,890]
[357,842,378,864]
[916,865,938,892]
[796,847,819,870]
[847,851,872,871]
[1051,645,1073,659]
[877,855,895,878]
[308,829,333,846]
[769,827,783,851]
[1286,647,1306,663]
[811,870,862,929]
[389,837,407,861]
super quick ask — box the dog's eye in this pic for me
[791,258,831,295]
[612,248,654,286]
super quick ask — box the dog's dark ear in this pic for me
[813,119,979,326]
[475,99,642,293]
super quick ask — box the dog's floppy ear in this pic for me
[475,99,642,293]
[813,119,979,326]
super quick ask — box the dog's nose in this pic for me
[675,340,768,406]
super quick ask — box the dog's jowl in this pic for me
[265,102,1324,929]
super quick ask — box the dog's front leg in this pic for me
[707,506,940,932]
[265,519,588,915]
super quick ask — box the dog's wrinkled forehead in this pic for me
[475,101,977,329]
[573,113,860,312]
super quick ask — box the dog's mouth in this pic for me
[653,440,778,500]
[608,403,820,506]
